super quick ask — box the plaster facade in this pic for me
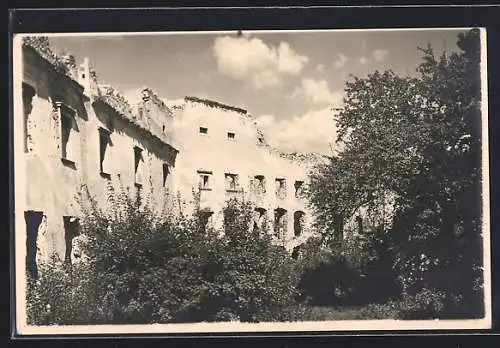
[20,38,178,276]
[170,97,323,252]
[18,37,324,278]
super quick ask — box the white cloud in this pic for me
[316,64,325,73]
[373,49,389,62]
[277,42,309,74]
[253,69,281,90]
[255,108,339,155]
[291,78,343,106]
[212,35,309,90]
[358,56,369,65]
[333,53,348,69]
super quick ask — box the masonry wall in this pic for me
[171,100,318,251]
[20,44,177,270]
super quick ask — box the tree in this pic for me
[27,189,301,324]
[308,29,483,318]
[197,199,301,322]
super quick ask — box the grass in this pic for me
[280,302,400,322]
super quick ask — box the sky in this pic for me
[49,29,467,155]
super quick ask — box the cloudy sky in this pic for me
[49,29,466,155]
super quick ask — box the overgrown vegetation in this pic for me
[26,29,484,324]
[27,188,301,325]
[307,28,484,319]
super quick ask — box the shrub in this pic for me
[195,199,301,322]
[297,226,401,308]
[26,190,301,324]
[26,258,106,325]
[396,288,448,319]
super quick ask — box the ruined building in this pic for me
[19,37,179,277]
[17,37,323,278]
[169,96,323,253]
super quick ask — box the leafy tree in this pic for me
[197,199,301,322]
[296,227,400,307]
[27,188,301,324]
[308,29,483,318]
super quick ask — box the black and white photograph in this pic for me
[12,26,491,335]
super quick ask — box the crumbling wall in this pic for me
[19,37,179,269]
[21,43,88,263]
[171,98,322,251]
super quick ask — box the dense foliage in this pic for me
[297,228,400,308]
[307,29,484,318]
[27,189,300,325]
[26,29,484,324]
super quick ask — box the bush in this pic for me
[297,251,358,306]
[195,199,301,322]
[26,189,301,324]
[396,288,448,319]
[297,227,401,308]
[26,259,106,325]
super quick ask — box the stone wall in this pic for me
[20,38,178,272]
[18,36,325,276]
[170,97,325,251]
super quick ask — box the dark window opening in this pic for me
[198,170,212,190]
[294,211,305,237]
[162,163,170,187]
[225,173,239,191]
[22,83,36,153]
[199,127,208,134]
[57,102,78,165]
[99,127,112,176]
[275,178,287,199]
[253,175,266,194]
[254,207,267,231]
[227,132,235,140]
[134,146,144,186]
[274,208,287,238]
[63,216,80,264]
[276,178,286,189]
[294,180,304,198]
[200,210,213,230]
[61,113,72,160]
[25,211,43,279]
[202,175,209,188]
[162,125,166,133]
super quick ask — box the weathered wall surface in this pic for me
[20,40,178,268]
[19,36,324,274]
[22,45,88,261]
[171,98,323,251]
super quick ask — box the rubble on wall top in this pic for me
[277,150,329,165]
[255,127,268,145]
[23,36,177,153]
[184,96,247,115]
[165,98,186,111]
[97,84,135,120]
[22,36,80,83]
[95,84,178,152]
[139,87,173,116]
